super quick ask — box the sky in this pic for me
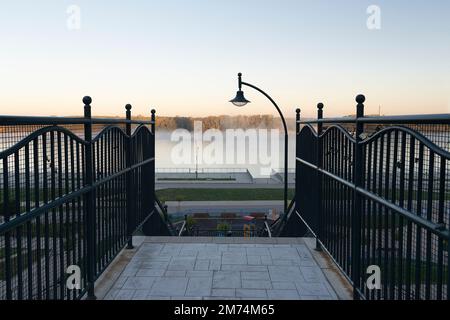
[0,0,449,118]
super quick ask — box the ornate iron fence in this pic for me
[295,95,450,300]
[0,97,157,300]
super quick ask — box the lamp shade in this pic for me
[229,90,250,107]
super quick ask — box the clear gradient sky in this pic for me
[0,0,449,118]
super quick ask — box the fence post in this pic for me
[315,103,324,251]
[83,96,96,300]
[150,109,156,215]
[125,104,134,249]
[295,108,301,220]
[352,94,365,300]
[294,108,308,236]
[295,108,301,133]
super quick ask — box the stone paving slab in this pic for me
[100,237,342,300]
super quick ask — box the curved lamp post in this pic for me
[229,72,289,215]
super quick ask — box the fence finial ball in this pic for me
[125,104,132,110]
[151,109,156,114]
[296,108,301,114]
[317,103,324,110]
[83,96,92,105]
[356,94,366,104]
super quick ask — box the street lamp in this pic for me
[229,72,289,215]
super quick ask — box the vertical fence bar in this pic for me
[50,132,57,299]
[100,131,106,267]
[150,109,156,215]
[34,137,43,299]
[70,138,76,295]
[25,144,32,300]
[364,135,372,299]
[389,131,398,299]
[295,108,301,221]
[405,136,415,299]
[94,136,100,273]
[107,131,112,261]
[352,94,365,299]
[57,131,64,299]
[435,157,444,299]
[447,171,450,300]
[3,158,12,300]
[125,104,134,249]
[42,134,50,300]
[345,136,352,273]
[383,132,391,299]
[397,132,406,300]
[315,103,324,251]
[83,96,96,300]
[415,143,424,300]
[142,109,158,236]
[14,151,23,300]
[424,152,434,299]
[120,133,126,242]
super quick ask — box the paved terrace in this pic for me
[95,237,352,300]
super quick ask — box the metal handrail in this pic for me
[154,196,177,236]
[155,196,168,221]
[270,198,295,227]
[0,154,153,234]
[296,156,450,239]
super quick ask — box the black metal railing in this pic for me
[295,95,450,300]
[0,97,158,300]
[155,196,176,236]
[179,216,270,237]
[270,198,295,236]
